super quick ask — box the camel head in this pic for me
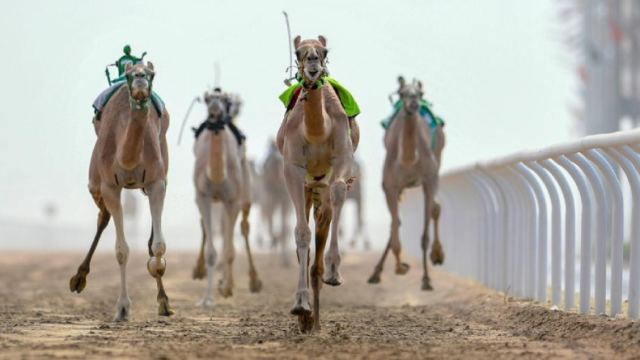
[400,79,423,116]
[203,89,227,120]
[294,35,328,87]
[125,62,155,109]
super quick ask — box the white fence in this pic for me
[439,128,640,318]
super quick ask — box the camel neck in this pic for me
[400,111,418,167]
[208,131,226,183]
[302,88,327,142]
[118,108,149,170]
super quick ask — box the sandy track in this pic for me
[1,251,639,359]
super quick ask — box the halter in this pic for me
[127,68,154,110]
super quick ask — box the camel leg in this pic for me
[196,193,216,306]
[323,153,352,286]
[311,204,332,332]
[430,198,445,266]
[421,182,436,291]
[100,185,132,321]
[192,219,207,280]
[284,163,313,331]
[368,185,406,284]
[146,181,174,316]
[70,188,111,293]
[219,201,240,298]
[241,204,263,293]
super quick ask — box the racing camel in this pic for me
[277,35,359,332]
[368,78,445,291]
[192,90,262,306]
[70,62,174,320]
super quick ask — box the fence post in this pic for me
[584,149,624,316]
[568,153,608,315]
[540,159,576,310]
[554,155,592,314]
[527,161,562,307]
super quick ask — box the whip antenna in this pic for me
[177,96,201,146]
[283,11,295,86]
[214,61,221,88]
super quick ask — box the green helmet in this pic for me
[116,45,145,77]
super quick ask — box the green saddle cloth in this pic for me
[279,77,361,118]
[381,99,445,150]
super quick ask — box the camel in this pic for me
[192,90,262,306]
[277,36,358,333]
[368,78,445,291]
[70,62,174,320]
[258,140,292,267]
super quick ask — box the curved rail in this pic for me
[440,128,640,317]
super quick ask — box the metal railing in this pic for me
[439,128,640,318]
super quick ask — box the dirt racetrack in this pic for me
[2,251,640,359]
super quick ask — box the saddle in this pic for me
[381,99,444,150]
[280,77,360,118]
[193,116,246,146]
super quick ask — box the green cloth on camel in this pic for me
[381,99,444,130]
[381,99,445,151]
[279,77,361,118]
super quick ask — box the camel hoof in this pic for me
[114,298,131,322]
[218,286,233,298]
[367,272,381,284]
[115,308,131,322]
[197,297,215,306]
[291,291,312,315]
[422,278,433,291]
[431,244,445,266]
[69,270,89,293]
[192,263,206,280]
[297,313,314,334]
[323,264,343,286]
[395,262,410,275]
[158,298,175,316]
[323,276,343,287]
[249,278,263,293]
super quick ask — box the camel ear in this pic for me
[146,61,154,71]
[294,36,301,49]
[417,80,423,91]
[203,92,209,100]
[318,35,327,47]
[125,63,133,72]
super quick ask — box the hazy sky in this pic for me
[0,0,576,250]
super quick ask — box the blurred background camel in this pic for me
[255,140,292,267]
[368,78,445,291]
[191,90,262,306]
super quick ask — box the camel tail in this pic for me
[208,131,226,184]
